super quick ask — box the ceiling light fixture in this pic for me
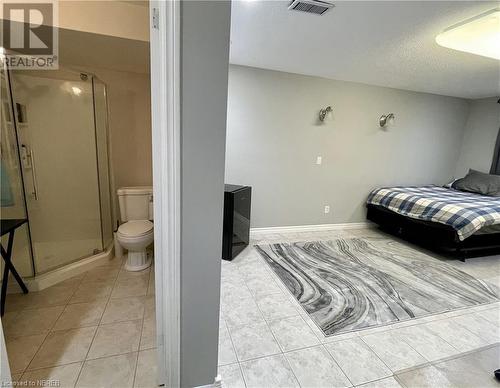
[436,8,500,60]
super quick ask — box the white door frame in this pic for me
[149,1,181,386]
[0,3,182,386]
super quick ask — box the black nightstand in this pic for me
[222,185,252,261]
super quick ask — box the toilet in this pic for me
[115,186,154,271]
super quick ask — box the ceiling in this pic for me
[230,1,500,99]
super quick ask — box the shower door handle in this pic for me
[29,148,39,200]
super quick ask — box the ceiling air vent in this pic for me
[288,0,334,15]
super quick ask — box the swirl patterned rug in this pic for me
[255,238,499,336]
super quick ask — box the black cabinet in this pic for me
[222,184,252,261]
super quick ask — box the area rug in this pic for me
[255,238,499,336]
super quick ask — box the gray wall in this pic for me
[180,1,231,387]
[455,97,500,177]
[225,65,470,228]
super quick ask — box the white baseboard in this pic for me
[195,375,221,388]
[7,244,115,293]
[250,221,374,237]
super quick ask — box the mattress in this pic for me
[475,224,500,235]
[367,185,500,241]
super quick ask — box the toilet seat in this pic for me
[117,220,153,238]
[115,220,154,272]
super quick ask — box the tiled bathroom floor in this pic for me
[218,227,500,388]
[2,257,156,388]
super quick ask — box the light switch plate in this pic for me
[316,156,322,165]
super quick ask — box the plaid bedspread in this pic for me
[367,185,500,241]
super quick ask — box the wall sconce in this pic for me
[379,113,395,128]
[319,106,333,122]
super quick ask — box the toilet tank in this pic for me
[117,186,153,222]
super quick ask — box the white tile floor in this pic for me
[2,227,499,388]
[2,256,156,388]
[218,228,500,388]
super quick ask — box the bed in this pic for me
[366,185,500,260]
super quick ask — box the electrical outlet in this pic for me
[316,156,322,165]
[324,205,330,214]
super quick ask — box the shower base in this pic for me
[7,243,115,293]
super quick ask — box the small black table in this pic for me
[222,184,251,261]
[1,218,29,316]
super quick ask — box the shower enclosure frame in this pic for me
[2,58,36,278]
[89,73,116,253]
[2,63,114,278]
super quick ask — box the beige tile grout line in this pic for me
[73,258,125,386]
[13,330,49,378]
[10,259,156,385]
[17,272,87,378]
[131,264,152,388]
[131,332,143,387]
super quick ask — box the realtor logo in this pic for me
[2,1,58,69]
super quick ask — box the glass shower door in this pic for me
[0,57,33,279]
[10,70,103,274]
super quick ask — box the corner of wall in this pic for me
[453,98,473,178]
[454,97,500,178]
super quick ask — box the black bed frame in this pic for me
[366,204,500,261]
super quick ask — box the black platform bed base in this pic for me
[366,204,500,261]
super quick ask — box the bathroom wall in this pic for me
[75,66,153,228]
[225,65,470,228]
[93,68,153,187]
[1,1,149,42]
[455,97,500,177]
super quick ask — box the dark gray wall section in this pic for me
[225,65,470,228]
[455,97,500,178]
[180,1,231,387]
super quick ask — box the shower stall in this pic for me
[1,56,113,280]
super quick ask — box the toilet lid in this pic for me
[118,220,153,237]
